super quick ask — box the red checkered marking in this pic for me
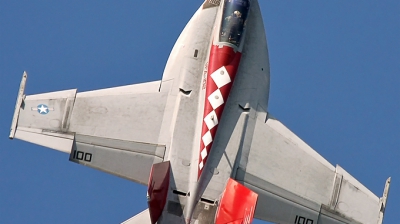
[198,45,242,179]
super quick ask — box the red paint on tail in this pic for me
[147,161,171,224]
[215,178,258,224]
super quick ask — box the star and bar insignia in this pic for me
[31,104,54,115]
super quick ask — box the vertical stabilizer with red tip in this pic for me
[147,161,171,224]
[215,178,258,224]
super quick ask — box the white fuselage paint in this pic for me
[155,0,270,223]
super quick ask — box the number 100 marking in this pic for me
[295,215,314,224]
[73,150,92,162]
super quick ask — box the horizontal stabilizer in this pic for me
[122,209,151,224]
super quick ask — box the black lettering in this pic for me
[295,215,314,224]
[84,153,92,162]
[72,151,93,162]
[76,151,84,160]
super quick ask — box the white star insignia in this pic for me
[38,105,48,114]
[32,104,53,115]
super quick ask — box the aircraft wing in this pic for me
[235,109,390,224]
[10,72,169,185]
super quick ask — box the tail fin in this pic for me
[215,178,258,224]
[122,209,151,224]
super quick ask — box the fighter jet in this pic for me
[9,0,390,223]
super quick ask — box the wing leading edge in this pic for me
[235,108,390,224]
[10,72,170,185]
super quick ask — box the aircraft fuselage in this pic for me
[149,0,270,223]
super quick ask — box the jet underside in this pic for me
[9,0,390,224]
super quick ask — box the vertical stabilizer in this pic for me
[215,178,258,224]
[147,161,171,224]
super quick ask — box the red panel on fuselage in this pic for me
[198,45,241,179]
[215,178,258,224]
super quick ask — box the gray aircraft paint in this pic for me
[9,0,390,223]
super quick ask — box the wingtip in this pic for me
[9,71,28,139]
[378,177,391,224]
[383,177,391,197]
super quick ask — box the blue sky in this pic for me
[1,1,399,223]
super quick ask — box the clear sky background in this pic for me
[0,1,399,224]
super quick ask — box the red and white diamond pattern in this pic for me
[197,44,242,179]
[204,110,218,130]
[199,66,231,172]
[208,89,224,109]
[211,66,231,88]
